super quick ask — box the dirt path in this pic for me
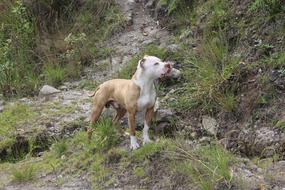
[1,1,173,189]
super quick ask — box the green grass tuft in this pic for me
[12,166,35,183]
[132,142,164,162]
[172,142,234,190]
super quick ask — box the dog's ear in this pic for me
[139,58,146,69]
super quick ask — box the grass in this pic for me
[78,79,98,90]
[171,141,234,189]
[170,35,240,113]
[132,141,164,162]
[134,166,145,177]
[12,166,35,183]
[90,118,120,152]
[43,64,65,87]
[53,140,68,158]
[0,103,37,140]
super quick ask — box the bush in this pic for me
[0,1,37,96]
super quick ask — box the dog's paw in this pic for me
[130,142,140,150]
[130,136,140,150]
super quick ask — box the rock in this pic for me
[58,85,68,91]
[39,85,60,97]
[155,121,173,136]
[0,100,4,113]
[238,127,285,157]
[202,115,218,136]
[166,44,179,53]
[156,108,174,122]
[265,161,285,188]
[144,0,156,9]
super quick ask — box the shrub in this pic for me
[0,1,37,96]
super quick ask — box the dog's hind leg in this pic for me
[88,89,109,141]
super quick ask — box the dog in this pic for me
[89,55,180,150]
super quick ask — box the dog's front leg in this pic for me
[143,106,154,145]
[128,111,140,150]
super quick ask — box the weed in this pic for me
[53,140,68,158]
[275,120,285,132]
[134,167,145,177]
[91,118,119,152]
[12,166,35,182]
[249,0,284,15]
[171,142,234,189]
[43,64,65,87]
[132,142,164,162]
[0,103,36,138]
[78,80,98,90]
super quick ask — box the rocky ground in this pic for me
[0,0,285,190]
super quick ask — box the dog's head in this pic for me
[138,55,172,79]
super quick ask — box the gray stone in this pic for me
[145,0,156,9]
[39,85,60,97]
[0,100,4,112]
[166,44,179,52]
[202,115,218,136]
[238,127,285,157]
[155,121,173,136]
[156,109,174,122]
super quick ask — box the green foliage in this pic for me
[0,103,36,138]
[173,35,239,112]
[12,166,35,182]
[78,80,98,90]
[43,64,65,87]
[132,142,164,162]
[53,140,68,158]
[0,1,37,96]
[249,0,284,15]
[91,118,119,152]
[134,167,145,177]
[159,0,188,15]
[274,120,285,132]
[172,143,234,189]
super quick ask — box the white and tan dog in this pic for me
[89,55,180,150]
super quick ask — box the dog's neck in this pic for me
[132,69,155,90]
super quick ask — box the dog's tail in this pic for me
[87,86,100,97]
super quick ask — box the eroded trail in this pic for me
[1,1,173,189]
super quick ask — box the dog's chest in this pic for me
[137,85,156,111]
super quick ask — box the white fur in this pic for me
[130,135,140,150]
[131,56,171,149]
[143,121,152,144]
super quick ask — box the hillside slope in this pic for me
[0,0,285,189]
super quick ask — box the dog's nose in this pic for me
[165,64,171,73]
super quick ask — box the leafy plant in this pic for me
[0,1,36,96]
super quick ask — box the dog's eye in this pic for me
[154,62,159,66]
